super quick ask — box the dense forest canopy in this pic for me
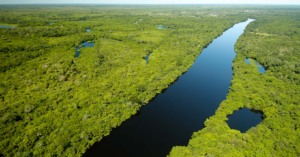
[0,5,299,157]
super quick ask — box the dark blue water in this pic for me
[244,58,266,74]
[0,25,15,28]
[87,29,92,32]
[75,41,95,58]
[227,108,263,133]
[84,19,256,157]
[144,53,151,63]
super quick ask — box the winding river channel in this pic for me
[84,19,258,157]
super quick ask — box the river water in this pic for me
[84,19,259,157]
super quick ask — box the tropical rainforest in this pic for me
[0,4,299,157]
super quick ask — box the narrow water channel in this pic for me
[0,25,16,28]
[83,19,255,157]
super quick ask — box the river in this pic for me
[83,18,260,157]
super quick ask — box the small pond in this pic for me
[157,26,174,29]
[226,108,263,133]
[48,22,54,25]
[75,41,95,58]
[144,53,151,63]
[139,18,142,21]
[134,22,137,24]
[86,29,92,32]
[244,58,266,74]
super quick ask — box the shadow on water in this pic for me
[83,19,255,157]
[227,108,263,133]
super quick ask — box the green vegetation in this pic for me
[0,5,248,156]
[169,7,300,157]
[1,5,299,157]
